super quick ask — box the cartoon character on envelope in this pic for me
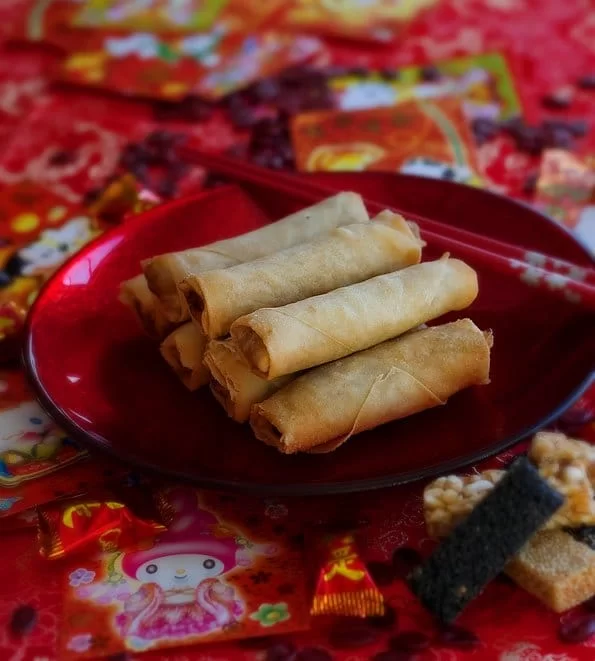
[118,489,244,643]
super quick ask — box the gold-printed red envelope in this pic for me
[291,98,483,186]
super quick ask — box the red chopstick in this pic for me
[181,148,595,311]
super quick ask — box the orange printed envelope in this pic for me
[280,0,439,42]
[60,486,309,658]
[73,0,228,33]
[291,98,483,186]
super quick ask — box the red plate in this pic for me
[24,175,595,494]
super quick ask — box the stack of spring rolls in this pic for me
[120,192,493,454]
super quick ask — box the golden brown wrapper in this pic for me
[203,339,294,422]
[143,192,369,322]
[182,211,423,339]
[160,322,209,390]
[119,274,178,339]
[250,319,492,454]
[231,256,478,379]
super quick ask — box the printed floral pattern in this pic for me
[0,0,594,660]
[249,602,290,628]
[68,569,95,587]
[66,633,93,653]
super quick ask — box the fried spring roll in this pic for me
[231,256,478,379]
[119,274,177,339]
[160,323,209,390]
[143,192,369,322]
[182,211,423,339]
[203,339,294,422]
[250,319,492,454]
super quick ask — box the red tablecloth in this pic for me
[0,1,594,659]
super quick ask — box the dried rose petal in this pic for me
[367,604,398,629]
[558,405,595,430]
[229,107,258,129]
[420,65,441,82]
[380,68,400,81]
[567,119,589,137]
[268,153,287,170]
[106,653,131,661]
[348,66,368,77]
[392,547,422,578]
[367,561,395,586]
[48,149,76,167]
[187,97,213,121]
[372,651,415,661]
[9,605,37,635]
[577,74,595,90]
[389,631,430,652]
[493,572,516,586]
[436,624,481,649]
[328,620,379,649]
[543,125,574,150]
[500,116,528,141]
[541,86,574,110]
[514,126,545,155]
[522,172,538,195]
[296,648,333,661]
[559,614,595,643]
[203,172,230,189]
[253,79,281,102]
[324,66,349,78]
[471,118,499,144]
[238,635,278,649]
[266,641,298,661]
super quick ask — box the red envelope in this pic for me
[291,98,483,186]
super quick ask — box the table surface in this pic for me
[0,1,595,659]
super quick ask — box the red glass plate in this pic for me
[24,176,595,494]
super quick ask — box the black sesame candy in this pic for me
[408,457,564,623]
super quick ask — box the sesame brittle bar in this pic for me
[424,432,595,537]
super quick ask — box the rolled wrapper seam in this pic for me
[142,191,370,322]
[231,255,478,379]
[160,322,209,390]
[203,339,294,422]
[250,319,492,454]
[182,212,423,339]
[119,274,178,339]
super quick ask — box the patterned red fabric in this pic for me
[0,1,594,659]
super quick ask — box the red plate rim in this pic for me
[22,179,595,494]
